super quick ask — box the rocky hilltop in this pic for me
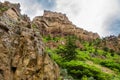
[0,1,59,80]
[33,10,100,41]
[33,10,120,54]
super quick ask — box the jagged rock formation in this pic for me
[33,10,120,54]
[33,10,100,41]
[98,35,120,54]
[0,1,59,80]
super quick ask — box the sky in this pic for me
[0,0,120,37]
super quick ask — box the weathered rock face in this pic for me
[33,10,100,41]
[0,2,59,80]
[32,10,120,54]
[98,35,120,54]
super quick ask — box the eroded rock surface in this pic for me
[33,10,100,41]
[0,2,59,80]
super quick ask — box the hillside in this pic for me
[33,10,120,80]
[0,1,120,80]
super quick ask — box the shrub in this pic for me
[103,47,109,52]
[56,36,77,61]
[100,60,120,71]
[64,60,111,80]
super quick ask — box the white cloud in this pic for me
[55,0,120,36]
[1,0,120,36]
[1,0,44,19]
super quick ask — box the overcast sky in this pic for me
[1,0,120,37]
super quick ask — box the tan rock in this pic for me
[33,10,100,41]
[0,2,60,80]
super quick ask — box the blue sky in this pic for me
[1,0,120,37]
[37,0,56,9]
[107,15,120,35]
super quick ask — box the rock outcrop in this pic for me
[33,10,100,41]
[0,2,59,80]
[32,11,120,54]
[98,35,120,54]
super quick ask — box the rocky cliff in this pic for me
[0,1,120,80]
[32,10,120,55]
[0,1,59,80]
[33,10,100,41]
[97,35,120,54]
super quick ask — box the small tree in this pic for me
[56,35,77,61]
[63,36,77,60]
[103,47,109,52]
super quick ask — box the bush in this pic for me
[103,47,109,52]
[56,36,77,61]
[100,60,120,71]
[76,49,90,61]
[64,60,111,80]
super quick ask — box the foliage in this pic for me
[56,36,77,61]
[44,35,120,80]
[103,47,109,52]
[0,6,9,13]
[43,35,62,43]
[76,49,90,61]
[100,60,120,72]
[45,47,64,66]
[64,60,112,80]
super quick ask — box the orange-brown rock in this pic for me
[33,10,100,41]
[0,2,59,80]
[98,35,120,54]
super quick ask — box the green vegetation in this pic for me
[56,36,77,60]
[44,35,120,80]
[0,6,9,14]
[100,60,120,72]
[64,60,112,80]
[43,35,62,43]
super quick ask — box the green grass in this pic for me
[63,60,113,80]
[43,36,120,80]
[42,35,64,43]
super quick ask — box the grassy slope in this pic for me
[43,36,120,80]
